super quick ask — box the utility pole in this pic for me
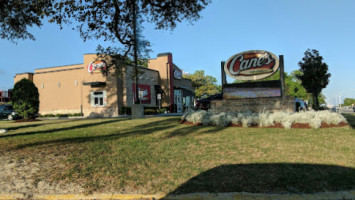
[133,0,140,104]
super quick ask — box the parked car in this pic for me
[331,106,339,112]
[295,98,306,112]
[0,104,19,120]
[195,93,223,110]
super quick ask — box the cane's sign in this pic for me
[224,50,279,80]
[87,60,107,73]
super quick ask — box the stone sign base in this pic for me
[132,104,144,119]
[210,97,295,113]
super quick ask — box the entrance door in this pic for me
[174,90,183,113]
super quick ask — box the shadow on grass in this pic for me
[4,119,80,131]
[13,117,178,149]
[13,117,225,150]
[0,118,127,139]
[164,124,228,138]
[165,163,355,197]
[342,113,355,129]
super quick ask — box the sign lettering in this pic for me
[224,50,279,80]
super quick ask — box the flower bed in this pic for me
[180,110,348,129]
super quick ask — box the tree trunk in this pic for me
[313,92,320,110]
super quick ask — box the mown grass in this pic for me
[0,115,354,195]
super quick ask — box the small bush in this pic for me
[309,117,322,129]
[282,121,292,129]
[257,112,274,127]
[56,114,68,117]
[210,112,230,126]
[290,111,309,124]
[241,117,252,128]
[39,113,83,118]
[39,114,55,118]
[186,110,211,125]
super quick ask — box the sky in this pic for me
[1,0,354,105]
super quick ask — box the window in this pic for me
[90,91,106,107]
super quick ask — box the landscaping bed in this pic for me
[180,120,348,129]
[181,110,348,129]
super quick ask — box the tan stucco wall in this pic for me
[148,54,171,107]
[14,73,34,83]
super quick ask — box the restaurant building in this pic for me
[14,53,194,117]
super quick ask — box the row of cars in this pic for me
[0,104,19,120]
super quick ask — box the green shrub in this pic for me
[210,112,230,126]
[56,114,69,117]
[39,113,83,118]
[12,78,39,119]
[41,114,55,118]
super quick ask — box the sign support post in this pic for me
[279,55,285,99]
[221,61,227,87]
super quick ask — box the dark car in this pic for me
[0,104,19,120]
[195,93,223,110]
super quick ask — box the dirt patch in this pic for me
[0,152,84,198]
[321,122,348,128]
[179,120,348,129]
[178,120,202,126]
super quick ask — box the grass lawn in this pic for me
[0,114,354,195]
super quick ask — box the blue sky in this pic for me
[1,0,354,105]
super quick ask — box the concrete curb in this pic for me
[1,190,354,200]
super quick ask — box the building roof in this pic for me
[35,63,83,70]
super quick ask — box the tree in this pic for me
[50,0,210,104]
[0,0,53,42]
[12,79,39,119]
[343,98,355,106]
[297,49,331,110]
[49,0,209,57]
[184,70,221,98]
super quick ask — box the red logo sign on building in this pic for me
[87,60,107,73]
[132,84,151,104]
[224,50,279,80]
